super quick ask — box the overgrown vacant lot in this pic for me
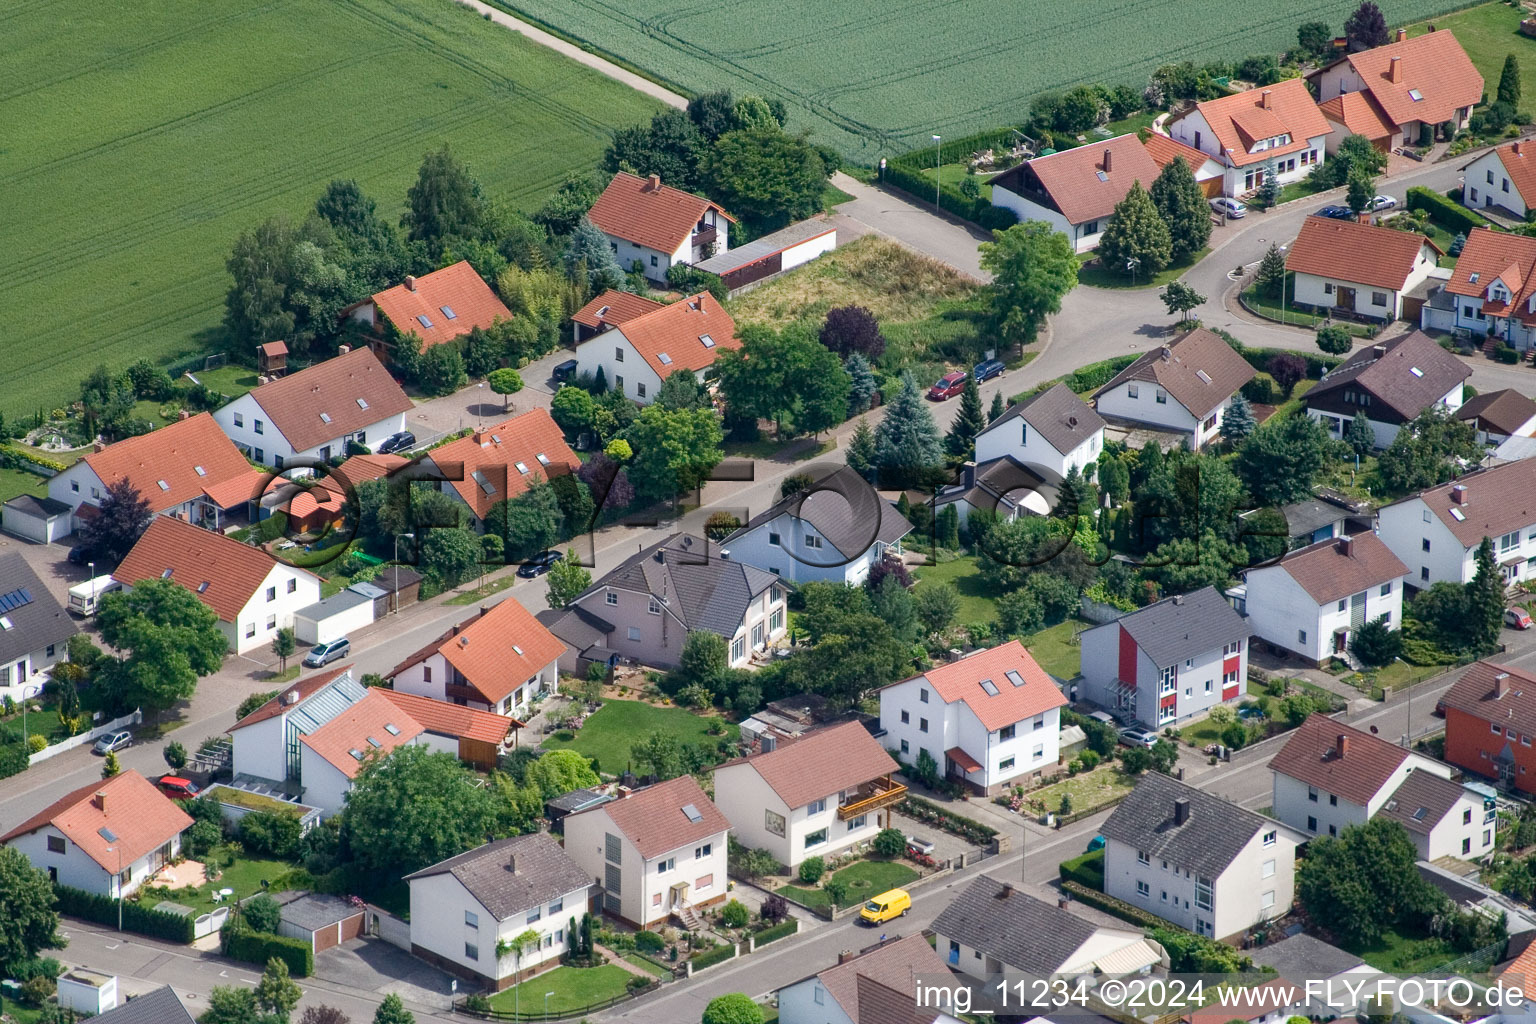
[494,0,1465,157]
[0,0,659,419]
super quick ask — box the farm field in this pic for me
[492,0,1468,159]
[0,0,661,420]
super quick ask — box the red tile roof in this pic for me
[585,775,729,861]
[424,409,580,521]
[80,413,254,514]
[388,598,564,706]
[319,454,409,499]
[200,469,271,511]
[895,639,1067,733]
[1142,132,1220,177]
[1285,216,1439,292]
[113,516,308,623]
[1501,939,1536,998]
[607,292,739,378]
[1386,457,1536,549]
[229,664,354,731]
[378,689,517,745]
[299,689,425,780]
[1318,90,1397,141]
[1268,714,1414,805]
[1481,141,1536,212]
[1261,532,1407,605]
[1441,660,1536,737]
[571,290,666,331]
[1187,80,1330,168]
[587,172,732,255]
[244,347,413,453]
[991,133,1164,225]
[816,934,952,1024]
[721,720,897,810]
[259,341,289,358]
[1185,979,1302,1024]
[369,262,511,350]
[1340,30,1483,130]
[0,770,193,873]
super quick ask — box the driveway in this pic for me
[314,938,459,1010]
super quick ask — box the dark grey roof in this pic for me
[1101,772,1270,878]
[982,382,1107,457]
[1250,934,1365,978]
[93,987,196,1024]
[692,218,835,275]
[577,534,781,638]
[372,567,423,593]
[1379,769,1467,835]
[931,875,1100,973]
[536,604,616,656]
[293,589,372,619]
[278,892,361,931]
[724,465,913,560]
[1306,330,1470,421]
[931,456,1051,512]
[546,787,613,814]
[0,551,77,668]
[1113,586,1248,669]
[1277,498,1351,539]
[404,833,592,921]
[3,493,71,517]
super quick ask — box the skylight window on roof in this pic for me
[1005,669,1025,687]
[515,462,529,474]
[98,827,118,843]
[980,678,1000,696]
[700,334,716,348]
[197,581,210,593]
[356,398,369,410]
[440,305,457,320]
[349,749,364,761]
[490,434,502,445]
[658,352,673,365]
[320,412,332,424]
[596,305,610,318]
[366,736,381,748]
[194,465,207,476]
[1410,367,1423,377]
[472,470,496,496]
[1470,272,1481,283]
[1095,170,1108,182]
[682,803,703,823]
[0,617,11,631]
[536,453,550,466]
[1450,507,1466,521]
[157,480,170,491]
[1196,370,1212,384]
[512,644,524,655]
[384,723,400,736]
[1411,805,1428,820]
[1409,89,1423,101]
[416,315,434,329]
[161,568,174,578]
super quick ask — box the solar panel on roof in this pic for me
[0,588,33,612]
[980,679,999,696]
[682,803,703,823]
[417,315,434,329]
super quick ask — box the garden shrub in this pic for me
[798,856,825,885]
[238,809,301,859]
[872,827,906,858]
[54,885,195,942]
[1406,186,1488,235]
[634,929,665,953]
[242,893,282,934]
[1059,849,1105,889]
[223,927,313,977]
[720,899,750,928]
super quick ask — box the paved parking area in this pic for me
[314,938,458,1010]
[0,530,95,605]
[890,810,980,866]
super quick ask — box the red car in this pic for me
[156,776,201,798]
[927,372,967,401]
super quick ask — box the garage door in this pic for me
[1,508,50,544]
[1,497,71,544]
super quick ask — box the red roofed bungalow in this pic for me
[587,172,734,284]
[347,260,511,360]
[572,292,738,405]
[1314,28,1482,148]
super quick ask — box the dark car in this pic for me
[927,371,968,401]
[67,545,92,566]
[376,431,417,455]
[552,359,579,383]
[517,550,563,578]
[973,359,1006,382]
[1316,205,1354,220]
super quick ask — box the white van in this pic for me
[68,576,121,617]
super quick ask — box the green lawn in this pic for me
[1078,249,1209,290]
[623,953,671,979]
[190,363,264,401]
[916,162,993,200]
[540,699,735,775]
[1024,619,1089,680]
[782,858,920,909]
[156,845,298,912]
[1345,926,1461,974]
[1409,3,1536,105]
[1242,274,1377,335]
[1027,765,1135,815]
[913,556,996,624]
[446,569,521,605]
[0,465,51,506]
[488,964,635,1015]
[0,0,661,420]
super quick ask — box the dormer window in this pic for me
[1490,285,1509,303]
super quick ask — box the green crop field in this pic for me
[495,0,1474,160]
[0,0,661,420]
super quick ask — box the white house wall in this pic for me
[777,976,858,1024]
[573,331,665,405]
[1244,563,1405,663]
[712,762,793,867]
[293,599,374,646]
[231,714,287,785]
[1104,826,1294,940]
[1423,790,1496,860]
[1093,382,1205,446]
[974,417,1103,480]
[722,512,876,585]
[7,826,176,897]
[213,393,406,469]
[988,186,1093,252]
[1376,498,1513,587]
[299,747,355,817]
[408,871,583,984]
[1464,152,1529,217]
[228,564,322,655]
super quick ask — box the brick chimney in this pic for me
[338,344,350,355]
[1058,896,1071,909]
[1372,344,1386,357]
[1396,27,1408,42]
[95,790,107,813]
[1336,733,1350,758]
[1451,483,1469,505]
[838,949,858,965]
[962,460,977,489]
[1174,798,1190,825]
[647,173,661,191]
[1337,534,1354,557]
[404,275,417,292]
[1517,141,1526,158]
[1260,89,1273,110]
[508,852,519,875]
[1389,56,1402,84]
[1497,672,1512,698]
[1103,148,1113,174]
[1001,881,1016,899]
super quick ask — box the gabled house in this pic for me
[989,134,1166,253]
[1313,28,1482,148]
[1092,328,1256,450]
[1463,140,1536,218]
[878,640,1068,794]
[570,289,665,344]
[1165,79,1331,197]
[1079,587,1250,730]
[974,382,1106,481]
[1242,532,1407,666]
[713,720,903,868]
[348,260,511,358]
[1458,388,1536,446]
[280,452,407,535]
[535,604,620,677]
[1427,227,1536,349]
[928,456,1051,529]
[1303,330,1468,449]
[212,347,413,470]
[88,987,196,1024]
[420,409,581,527]
[587,172,734,283]
[719,465,913,585]
[1142,132,1226,197]
[1285,217,1442,323]
[1183,979,1307,1024]
[387,596,563,718]
[1440,661,1536,794]
[932,875,1161,981]
[566,534,787,669]
[48,413,262,536]
[1250,935,1376,1012]
[775,933,964,1024]
[296,688,426,815]
[378,688,517,771]
[562,774,730,929]
[0,770,192,896]
[0,551,77,699]
[228,665,366,793]
[572,292,739,404]
[112,516,321,654]
[1101,772,1300,939]
[406,834,594,990]
[1377,766,1496,860]
[1375,458,1536,588]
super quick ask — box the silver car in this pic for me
[1210,196,1247,218]
[93,730,132,755]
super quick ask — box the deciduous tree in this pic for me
[1345,1,1390,52]
[1298,818,1443,944]
[979,221,1079,346]
[1297,21,1332,59]
[1266,353,1307,398]
[1350,616,1402,667]
[0,846,60,977]
[622,405,725,502]
[819,305,885,360]
[96,578,227,714]
[342,746,500,876]
[401,145,485,248]
[80,479,155,568]
[487,368,523,411]
[372,994,415,1024]
[702,993,764,1024]
[546,550,591,609]
[605,109,705,191]
[270,628,296,672]
[1316,324,1353,355]
[1159,282,1205,323]
[704,127,828,233]
[1237,415,1331,506]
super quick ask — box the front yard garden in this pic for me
[539,698,735,775]
[1015,763,1136,819]
[488,964,637,1016]
[136,844,300,913]
[779,858,921,911]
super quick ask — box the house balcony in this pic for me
[444,683,482,705]
[837,774,907,820]
[692,225,717,249]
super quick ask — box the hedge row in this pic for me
[1,445,68,474]
[1406,186,1489,236]
[755,919,798,946]
[690,942,737,970]
[1235,345,1341,382]
[892,127,1023,169]
[900,795,997,845]
[224,927,314,977]
[1058,848,1105,890]
[880,161,1020,232]
[1061,880,1166,930]
[54,885,196,943]
[0,744,28,781]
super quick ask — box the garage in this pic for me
[2,495,73,544]
[276,892,365,955]
[291,588,375,645]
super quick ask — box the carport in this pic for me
[277,892,364,955]
[2,495,73,543]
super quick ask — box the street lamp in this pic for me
[393,533,414,615]
[931,135,942,209]
[545,991,555,1022]
[1277,244,1289,324]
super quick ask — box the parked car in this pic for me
[927,371,968,401]
[1366,195,1398,212]
[858,888,911,925]
[552,359,579,383]
[93,730,132,756]
[1087,834,1106,852]
[156,776,201,798]
[1507,607,1534,630]
[905,835,935,857]
[516,550,563,578]
[67,545,93,566]
[1209,197,1246,218]
[1316,205,1354,220]
[376,431,416,455]
[973,359,1006,383]
[303,637,351,667]
[1118,726,1158,748]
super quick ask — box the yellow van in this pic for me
[858,888,911,924]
